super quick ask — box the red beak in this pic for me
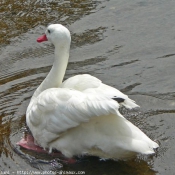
[37,34,48,43]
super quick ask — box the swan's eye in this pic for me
[48,30,51,33]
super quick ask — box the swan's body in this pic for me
[26,24,159,159]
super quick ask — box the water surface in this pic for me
[0,0,175,174]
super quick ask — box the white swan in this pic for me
[26,24,159,159]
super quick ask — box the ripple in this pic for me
[0,0,175,174]
[0,0,102,45]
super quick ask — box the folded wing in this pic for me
[61,74,139,109]
[27,88,121,136]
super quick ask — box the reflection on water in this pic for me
[0,0,175,174]
[0,0,100,45]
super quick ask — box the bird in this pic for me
[19,24,159,160]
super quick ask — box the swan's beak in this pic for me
[37,34,48,43]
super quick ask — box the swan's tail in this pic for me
[122,98,140,109]
[115,114,159,155]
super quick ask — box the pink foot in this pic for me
[17,134,76,164]
[17,134,47,153]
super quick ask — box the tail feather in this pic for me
[122,98,140,109]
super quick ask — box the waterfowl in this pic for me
[22,24,158,159]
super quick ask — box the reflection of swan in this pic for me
[26,24,159,159]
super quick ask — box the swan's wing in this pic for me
[61,74,139,109]
[60,74,101,91]
[27,88,121,136]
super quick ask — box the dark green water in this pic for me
[0,0,175,174]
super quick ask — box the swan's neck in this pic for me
[32,44,70,99]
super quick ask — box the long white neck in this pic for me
[32,44,70,99]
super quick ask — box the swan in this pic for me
[22,24,158,160]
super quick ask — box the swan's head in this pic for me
[37,24,71,47]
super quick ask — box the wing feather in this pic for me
[27,88,120,137]
[61,74,139,109]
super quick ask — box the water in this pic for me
[0,0,175,174]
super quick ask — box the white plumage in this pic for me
[26,24,159,159]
